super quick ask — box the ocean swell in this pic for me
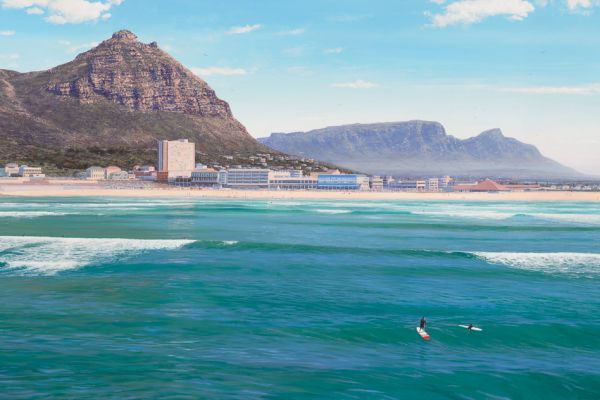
[0,236,195,275]
[474,252,600,275]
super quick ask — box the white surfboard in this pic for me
[459,325,482,332]
[416,327,431,341]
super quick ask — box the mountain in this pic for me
[259,121,580,178]
[0,30,263,171]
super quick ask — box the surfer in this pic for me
[467,323,474,331]
[419,317,426,330]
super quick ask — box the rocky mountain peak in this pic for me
[0,29,265,170]
[46,29,232,118]
[111,29,138,41]
[477,128,505,140]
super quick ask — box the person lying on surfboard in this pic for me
[420,317,426,330]
[467,324,474,331]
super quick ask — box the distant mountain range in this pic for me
[259,121,581,178]
[0,30,265,171]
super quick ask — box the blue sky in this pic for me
[1,0,599,173]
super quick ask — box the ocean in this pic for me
[0,197,599,399]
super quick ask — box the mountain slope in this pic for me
[259,121,580,178]
[0,30,263,171]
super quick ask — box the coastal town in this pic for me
[1,139,599,193]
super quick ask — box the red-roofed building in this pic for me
[452,179,509,192]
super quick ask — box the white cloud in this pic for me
[227,24,262,34]
[191,67,248,76]
[0,53,19,59]
[567,0,600,10]
[500,84,600,95]
[324,47,343,54]
[278,28,305,36]
[331,80,378,89]
[1,0,123,24]
[26,6,43,13]
[428,0,535,27]
[0,30,15,35]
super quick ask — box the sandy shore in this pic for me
[1,184,599,202]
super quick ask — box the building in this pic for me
[269,170,303,180]
[370,176,384,191]
[388,180,426,191]
[426,178,439,192]
[157,139,196,181]
[191,168,228,187]
[85,166,105,180]
[452,179,509,192]
[440,176,453,189]
[18,165,45,178]
[133,165,157,181]
[317,174,370,191]
[3,163,20,177]
[503,184,542,191]
[269,177,317,190]
[226,168,270,188]
[104,166,122,179]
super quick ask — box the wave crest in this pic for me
[0,236,195,275]
[474,252,600,275]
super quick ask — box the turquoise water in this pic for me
[1,197,599,399]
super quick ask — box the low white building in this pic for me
[86,166,105,180]
[191,168,228,187]
[3,163,20,177]
[426,178,439,192]
[18,165,45,178]
[370,176,384,191]
[226,168,270,188]
[104,166,122,179]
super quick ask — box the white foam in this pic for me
[0,236,195,275]
[412,210,515,220]
[529,213,600,225]
[0,211,70,218]
[474,252,600,275]
[315,209,352,214]
[222,240,239,245]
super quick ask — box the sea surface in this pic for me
[0,197,599,399]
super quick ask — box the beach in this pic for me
[1,182,599,201]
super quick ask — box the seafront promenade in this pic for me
[1,183,599,202]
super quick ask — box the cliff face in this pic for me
[46,30,232,117]
[259,121,580,179]
[0,30,263,170]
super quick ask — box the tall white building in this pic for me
[157,139,196,180]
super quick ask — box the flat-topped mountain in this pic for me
[259,121,580,178]
[0,30,263,170]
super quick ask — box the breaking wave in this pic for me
[0,236,195,275]
[412,210,600,225]
[473,252,600,276]
[0,211,71,218]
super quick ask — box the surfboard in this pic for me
[416,327,430,341]
[459,325,482,332]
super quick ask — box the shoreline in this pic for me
[1,185,599,202]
